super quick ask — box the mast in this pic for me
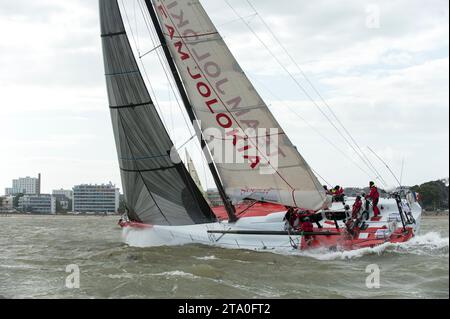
[143,0,237,222]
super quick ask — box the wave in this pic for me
[282,231,449,261]
[194,255,217,261]
[151,271,200,279]
[393,231,449,256]
[107,273,134,279]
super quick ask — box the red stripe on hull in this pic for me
[212,202,286,220]
[119,221,153,229]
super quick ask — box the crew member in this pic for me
[332,185,345,203]
[301,217,314,246]
[284,207,295,223]
[352,196,363,220]
[285,207,300,230]
[284,207,297,230]
[365,181,380,217]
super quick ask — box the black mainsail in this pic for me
[99,0,215,225]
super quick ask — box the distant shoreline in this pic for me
[1,212,448,219]
[422,214,449,219]
[422,211,449,217]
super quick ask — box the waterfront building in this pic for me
[52,191,72,212]
[18,194,56,214]
[52,189,73,200]
[72,183,120,213]
[5,174,41,195]
[58,198,70,210]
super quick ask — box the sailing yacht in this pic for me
[99,0,422,251]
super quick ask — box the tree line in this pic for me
[410,179,449,211]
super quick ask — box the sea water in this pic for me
[0,215,447,298]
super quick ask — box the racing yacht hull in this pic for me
[121,197,422,252]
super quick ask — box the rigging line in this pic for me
[217,13,258,28]
[200,145,209,190]
[311,168,332,188]
[137,0,195,138]
[246,0,389,187]
[226,0,384,186]
[134,0,139,52]
[176,134,197,152]
[169,83,175,140]
[400,158,405,186]
[248,73,374,180]
[236,200,258,218]
[120,0,171,132]
[361,149,388,186]
[367,147,403,188]
[139,44,162,58]
[120,0,139,56]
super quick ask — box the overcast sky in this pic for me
[0,0,448,194]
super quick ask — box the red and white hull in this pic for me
[121,197,422,252]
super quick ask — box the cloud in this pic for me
[0,0,101,88]
[0,0,448,193]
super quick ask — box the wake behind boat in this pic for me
[99,0,423,253]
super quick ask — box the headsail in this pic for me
[149,0,328,210]
[99,0,215,225]
[185,150,204,194]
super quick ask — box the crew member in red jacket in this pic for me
[332,185,345,202]
[365,181,380,217]
[301,217,314,246]
[352,196,363,219]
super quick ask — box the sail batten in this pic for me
[100,0,215,225]
[150,0,328,210]
[101,31,127,37]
